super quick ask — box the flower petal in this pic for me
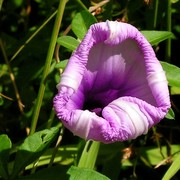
[53,21,171,143]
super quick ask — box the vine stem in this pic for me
[54,0,110,65]
[0,39,24,113]
[165,0,171,63]
[29,0,68,135]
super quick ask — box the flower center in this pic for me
[83,100,103,116]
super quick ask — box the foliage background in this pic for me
[0,0,180,179]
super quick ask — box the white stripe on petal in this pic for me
[56,73,79,92]
[72,110,93,139]
[110,100,149,138]
[105,20,120,44]
[147,71,167,85]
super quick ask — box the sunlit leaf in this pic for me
[57,36,80,51]
[55,59,68,70]
[141,31,173,45]
[26,145,78,170]
[160,61,180,87]
[10,126,59,179]
[0,134,12,179]
[72,10,97,40]
[67,166,110,180]
[171,86,180,95]
[171,0,179,3]
[119,145,180,167]
[140,145,180,166]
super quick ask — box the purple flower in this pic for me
[53,21,171,143]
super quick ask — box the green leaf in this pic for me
[10,126,59,179]
[162,152,180,180]
[57,36,80,51]
[67,166,110,180]
[78,141,100,169]
[55,59,68,70]
[72,10,97,40]
[17,165,69,180]
[171,86,180,95]
[141,31,173,45]
[171,0,179,3]
[140,145,180,166]
[160,61,180,87]
[165,108,175,120]
[26,145,78,170]
[0,134,12,179]
[13,0,23,7]
[0,0,4,11]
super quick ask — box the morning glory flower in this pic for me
[53,21,171,143]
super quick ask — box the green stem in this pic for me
[46,108,55,129]
[166,0,171,62]
[153,0,159,29]
[75,0,88,10]
[29,0,68,135]
[10,10,57,62]
[0,39,24,112]
[78,141,100,169]
[48,126,64,167]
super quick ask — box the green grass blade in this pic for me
[162,152,180,180]
[29,0,68,135]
